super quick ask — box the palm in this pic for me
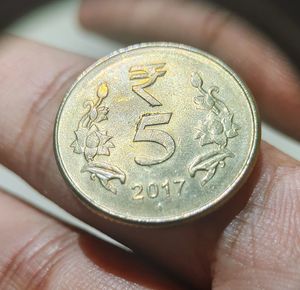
[0,0,299,289]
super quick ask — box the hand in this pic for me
[0,0,299,289]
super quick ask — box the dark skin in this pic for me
[0,0,300,289]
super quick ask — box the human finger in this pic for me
[0,190,184,289]
[80,0,300,140]
[1,36,300,289]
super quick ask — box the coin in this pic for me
[54,43,260,226]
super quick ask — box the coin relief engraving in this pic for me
[129,63,166,107]
[55,43,259,224]
[189,72,240,185]
[131,179,185,201]
[71,82,126,194]
[134,113,175,166]
[130,63,176,166]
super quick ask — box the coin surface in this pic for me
[54,43,260,225]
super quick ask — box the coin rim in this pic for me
[54,42,261,227]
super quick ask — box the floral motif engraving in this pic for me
[71,82,126,194]
[72,126,114,161]
[189,72,240,185]
[189,148,234,186]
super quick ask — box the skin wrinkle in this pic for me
[249,223,262,290]
[217,267,300,290]
[0,221,57,288]
[27,233,78,290]
[45,240,153,290]
[237,172,286,261]
[274,171,295,260]
[278,168,300,265]
[219,164,275,259]
[0,192,183,290]
[294,176,300,260]
[212,163,300,289]
[18,229,75,290]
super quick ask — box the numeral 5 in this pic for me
[134,113,176,166]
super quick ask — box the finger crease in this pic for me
[24,230,77,290]
[0,221,56,288]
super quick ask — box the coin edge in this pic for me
[54,42,261,227]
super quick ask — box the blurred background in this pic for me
[0,0,299,242]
